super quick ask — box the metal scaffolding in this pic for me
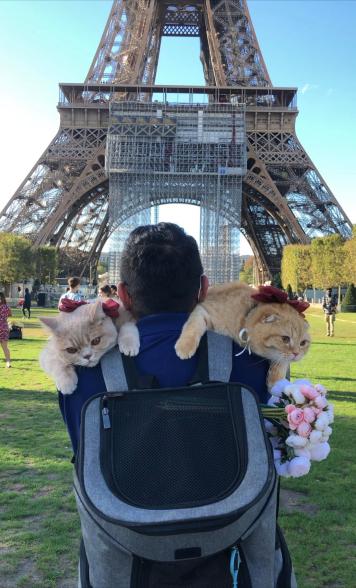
[106,99,246,283]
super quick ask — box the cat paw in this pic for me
[175,336,199,360]
[118,334,140,357]
[56,373,78,395]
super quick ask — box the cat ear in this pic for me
[89,300,106,323]
[262,313,280,323]
[40,316,60,333]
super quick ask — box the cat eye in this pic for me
[91,337,101,346]
[281,336,290,344]
[65,347,78,354]
[300,340,308,346]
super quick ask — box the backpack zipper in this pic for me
[230,546,241,587]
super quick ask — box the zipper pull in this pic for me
[102,397,111,430]
[230,546,241,588]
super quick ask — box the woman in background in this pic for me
[0,292,12,368]
[98,285,112,301]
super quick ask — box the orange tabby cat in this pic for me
[175,282,310,390]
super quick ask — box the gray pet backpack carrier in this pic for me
[74,333,297,588]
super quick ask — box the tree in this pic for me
[239,256,254,284]
[310,235,346,289]
[34,246,58,285]
[0,232,34,294]
[343,226,356,284]
[281,244,312,293]
[341,283,356,313]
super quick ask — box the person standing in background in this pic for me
[22,287,32,318]
[110,284,119,300]
[98,285,112,301]
[59,277,84,303]
[322,288,338,336]
[0,292,12,368]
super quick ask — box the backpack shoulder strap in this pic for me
[100,333,233,391]
[207,331,233,383]
[100,346,128,392]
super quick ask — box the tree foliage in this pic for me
[35,246,58,284]
[0,232,34,287]
[343,226,356,284]
[311,235,346,288]
[341,283,356,312]
[281,245,312,292]
[0,232,58,291]
[239,256,254,284]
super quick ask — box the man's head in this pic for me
[326,288,333,296]
[119,223,208,318]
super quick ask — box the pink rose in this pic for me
[302,407,316,423]
[314,395,328,409]
[285,404,296,415]
[300,385,318,400]
[297,421,312,438]
[312,406,322,416]
[287,408,304,427]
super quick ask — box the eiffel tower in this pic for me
[0,0,352,281]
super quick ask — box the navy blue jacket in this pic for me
[59,313,270,453]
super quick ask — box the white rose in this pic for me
[285,385,306,405]
[309,442,330,462]
[270,379,290,397]
[286,434,308,448]
[294,447,311,459]
[309,430,323,444]
[315,413,329,431]
[321,426,332,442]
[288,456,311,478]
[315,383,327,396]
[274,459,291,478]
[326,405,334,424]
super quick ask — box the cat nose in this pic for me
[83,354,92,360]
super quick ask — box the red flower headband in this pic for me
[251,286,310,315]
[58,298,120,318]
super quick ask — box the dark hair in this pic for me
[120,223,203,317]
[25,288,29,294]
[100,285,112,296]
[0,292,6,305]
[68,276,80,288]
[110,284,118,292]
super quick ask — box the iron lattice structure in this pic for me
[0,0,352,281]
[106,100,246,282]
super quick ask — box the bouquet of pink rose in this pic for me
[261,379,334,478]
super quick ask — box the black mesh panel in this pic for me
[101,384,245,509]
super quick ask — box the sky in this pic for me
[0,0,355,254]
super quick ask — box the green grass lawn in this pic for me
[0,307,355,587]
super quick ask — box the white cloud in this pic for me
[301,83,319,95]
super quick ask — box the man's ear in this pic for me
[118,282,132,311]
[198,274,209,302]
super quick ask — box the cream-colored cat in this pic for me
[40,301,139,394]
[175,282,310,390]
